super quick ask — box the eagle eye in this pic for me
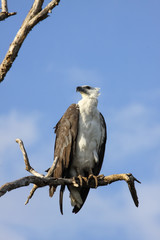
[85,86,91,90]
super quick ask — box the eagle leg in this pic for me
[88,174,98,188]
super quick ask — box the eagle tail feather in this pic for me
[68,186,85,214]
[59,185,65,215]
[72,188,90,214]
[72,206,80,214]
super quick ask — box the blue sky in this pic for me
[0,0,160,239]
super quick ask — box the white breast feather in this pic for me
[70,97,102,176]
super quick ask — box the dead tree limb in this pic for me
[15,138,45,178]
[0,139,140,208]
[0,0,16,21]
[0,0,60,83]
[15,138,58,204]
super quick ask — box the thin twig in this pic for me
[45,156,58,178]
[16,138,44,178]
[25,184,38,205]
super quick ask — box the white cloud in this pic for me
[0,110,40,164]
[107,103,160,162]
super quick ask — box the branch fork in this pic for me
[0,139,141,208]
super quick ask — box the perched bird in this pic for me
[49,85,107,214]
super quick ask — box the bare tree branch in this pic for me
[16,138,44,177]
[0,0,16,21]
[15,138,58,204]
[0,0,60,83]
[0,174,140,206]
[0,139,140,208]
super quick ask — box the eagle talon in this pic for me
[88,174,98,188]
[77,175,88,187]
[77,175,83,187]
[97,174,104,179]
[72,177,79,187]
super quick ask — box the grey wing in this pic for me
[93,112,107,175]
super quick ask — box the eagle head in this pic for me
[76,85,100,99]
